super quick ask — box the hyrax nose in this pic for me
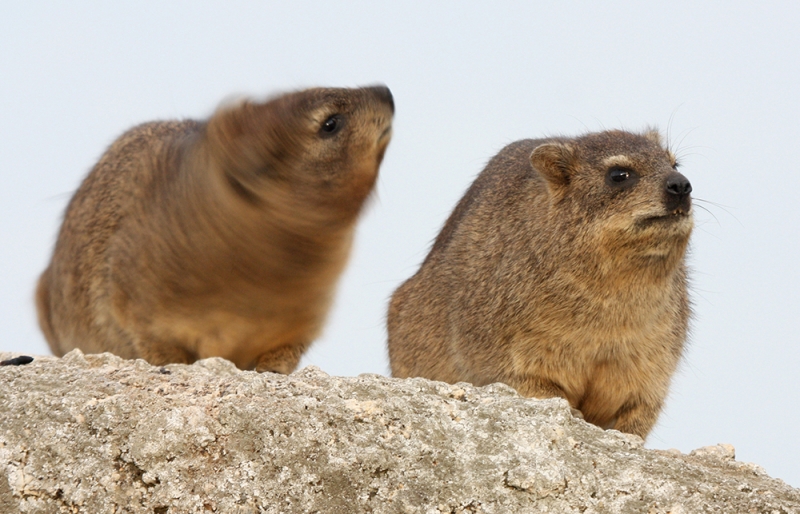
[664,171,692,213]
[367,85,394,114]
[665,172,692,197]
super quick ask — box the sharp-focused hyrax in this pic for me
[37,85,394,373]
[388,129,692,438]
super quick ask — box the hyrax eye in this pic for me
[606,166,638,187]
[319,114,344,137]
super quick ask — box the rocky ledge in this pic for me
[0,350,798,513]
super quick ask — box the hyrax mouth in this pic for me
[637,209,693,230]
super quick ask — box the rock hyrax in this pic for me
[37,85,394,373]
[388,129,692,438]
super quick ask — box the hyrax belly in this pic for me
[388,130,692,438]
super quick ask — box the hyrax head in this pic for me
[204,85,394,216]
[530,129,693,260]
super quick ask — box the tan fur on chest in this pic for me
[388,129,692,438]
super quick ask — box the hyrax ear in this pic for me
[205,101,266,174]
[529,142,577,190]
[643,128,663,147]
[206,100,251,153]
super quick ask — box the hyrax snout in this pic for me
[37,85,394,373]
[664,171,692,213]
[388,129,692,438]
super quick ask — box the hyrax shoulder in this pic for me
[37,85,394,373]
[388,129,693,438]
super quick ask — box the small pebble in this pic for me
[0,355,34,366]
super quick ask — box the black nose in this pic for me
[666,172,692,196]
[368,85,394,114]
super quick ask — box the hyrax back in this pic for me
[388,130,692,438]
[37,85,394,373]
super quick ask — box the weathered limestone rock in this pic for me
[1,350,798,513]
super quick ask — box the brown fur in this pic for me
[388,129,692,438]
[37,85,394,373]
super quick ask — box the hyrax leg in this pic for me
[135,339,198,366]
[512,375,585,419]
[255,343,310,374]
[512,375,570,400]
[611,398,663,439]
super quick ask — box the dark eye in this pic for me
[606,166,639,188]
[319,114,344,137]
[609,168,630,182]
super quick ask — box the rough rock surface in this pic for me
[1,350,798,513]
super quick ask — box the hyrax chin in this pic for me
[388,129,693,438]
[37,85,394,373]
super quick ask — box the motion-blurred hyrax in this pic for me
[37,85,394,373]
[388,130,692,438]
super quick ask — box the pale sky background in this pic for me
[2,2,799,488]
